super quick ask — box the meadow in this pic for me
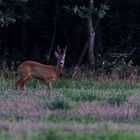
[0,67,140,140]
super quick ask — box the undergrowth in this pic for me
[0,67,139,139]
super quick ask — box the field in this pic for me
[0,69,140,140]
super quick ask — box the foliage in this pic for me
[0,0,139,66]
[64,5,89,19]
[96,4,110,18]
[0,11,16,27]
[64,3,109,19]
[0,0,28,27]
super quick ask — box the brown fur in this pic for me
[15,47,66,89]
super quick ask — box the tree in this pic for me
[66,0,109,68]
[87,0,109,68]
[87,0,95,67]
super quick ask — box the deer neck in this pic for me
[56,64,64,75]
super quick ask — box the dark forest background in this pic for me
[0,0,139,69]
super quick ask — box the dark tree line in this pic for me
[0,0,139,69]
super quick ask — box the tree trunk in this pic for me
[87,0,96,68]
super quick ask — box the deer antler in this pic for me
[63,46,67,53]
[65,46,67,51]
[57,45,61,55]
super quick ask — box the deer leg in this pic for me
[15,76,30,90]
[19,78,28,90]
[43,79,53,90]
[47,82,52,90]
[15,77,23,90]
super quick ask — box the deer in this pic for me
[15,46,67,90]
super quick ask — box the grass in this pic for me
[46,96,71,110]
[46,113,98,124]
[0,69,140,139]
[0,129,140,140]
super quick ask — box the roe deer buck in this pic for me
[15,47,67,90]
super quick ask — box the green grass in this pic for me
[46,96,71,110]
[46,113,98,124]
[0,129,140,140]
[0,70,140,139]
[32,130,140,140]
[54,79,140,90]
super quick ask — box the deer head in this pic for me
[55,46,67,66]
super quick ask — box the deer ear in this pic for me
[54,51,60,59]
